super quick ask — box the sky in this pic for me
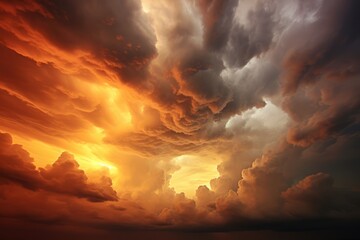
[0,0,359,239]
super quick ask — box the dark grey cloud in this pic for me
[224,1,275,68]
[197,0,238,51]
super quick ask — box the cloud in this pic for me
[0,0,157,86]
[197,0,238,51]
[40,152,118,202]
[224,1,275,68]
[282,172,334,217]
[277,0,360,147]
[195,185,216,211]
[0,0,359,237]
[236,151,288,218]
[285,75,360,147]
[0,132,43,189]
[0,132,117,202]
[158,192,198,226]
[282,172,360,219]
[280,0,360,93]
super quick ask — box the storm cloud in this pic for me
[0,0,359,239]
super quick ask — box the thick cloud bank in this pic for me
[0,0,359,239]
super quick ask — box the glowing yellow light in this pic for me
[142,1,150,13]
[169,155,219,198]
[10,134,63,168]
[90,160,117,173]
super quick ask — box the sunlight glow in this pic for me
[170,155,219,198]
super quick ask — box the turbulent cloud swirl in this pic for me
[0,0,359,239]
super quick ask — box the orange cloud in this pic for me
[0,132,117,202]
[0,0,360,238]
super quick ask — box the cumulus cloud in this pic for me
[39,152,118,202]
[0,132,42,189]
[0,132,117,202]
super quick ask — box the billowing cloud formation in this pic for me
[282,172,335,217]
[0,132,117,202]
[0,0,359,239]
[39,152,118,202]
[0,132,42,189]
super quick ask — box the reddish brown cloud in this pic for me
[0,132,117,202]
[39,152,118,202]
[282,172,334,217]
[0,132,42,189]
[0,0,157,85]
